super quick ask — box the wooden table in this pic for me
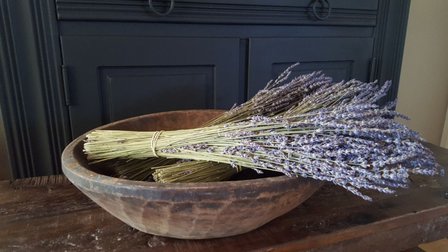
[1,144,448,251]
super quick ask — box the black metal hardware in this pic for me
[148,0,175,16]
[312,0,331,20]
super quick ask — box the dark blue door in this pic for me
[248,37,374,97]
[60,36,240,137]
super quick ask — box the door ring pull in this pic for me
[312,0,331,20]
[148,0,175,16]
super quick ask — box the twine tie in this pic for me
[150,131,163,157]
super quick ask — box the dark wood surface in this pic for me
[1,143,447,251]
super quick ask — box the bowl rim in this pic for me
[61,110,307,193]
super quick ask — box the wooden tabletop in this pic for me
[1,143,448,251]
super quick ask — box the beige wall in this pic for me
[396,0,448,146]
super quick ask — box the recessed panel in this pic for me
[248,37,374,97]
[100,66,214,123]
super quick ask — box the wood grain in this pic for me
[1,143,448,251]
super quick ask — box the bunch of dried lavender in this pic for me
[151,78,392,183]
[84,84,442,200]
[152,161,241,183]
[105,63,334,181]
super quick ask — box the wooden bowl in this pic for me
[62,110,322,239]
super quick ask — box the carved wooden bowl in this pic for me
[62,110,322,239]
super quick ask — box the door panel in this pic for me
[60,36,240,137]
[248,38,374,97]
[99,66,215,123]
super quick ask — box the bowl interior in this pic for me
[73,109,282,181]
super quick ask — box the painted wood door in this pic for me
[248,37,374,97]
[60,36,240,137]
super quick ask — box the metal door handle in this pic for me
[312,0,331,20]
[148,0,175,16]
